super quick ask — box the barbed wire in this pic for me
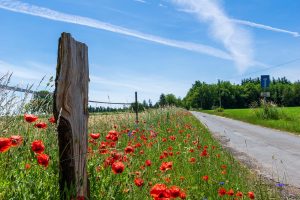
[0,84,133,105]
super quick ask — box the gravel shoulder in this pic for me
[192,111,300,198]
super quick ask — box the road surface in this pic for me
[192,111,300,188]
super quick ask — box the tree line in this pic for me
[157,77,300,110]
[26,76,300,114]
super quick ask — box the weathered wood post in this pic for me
[53,32,90,199]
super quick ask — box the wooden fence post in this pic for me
[53,32,90,199]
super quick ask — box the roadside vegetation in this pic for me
[201,106,300,135]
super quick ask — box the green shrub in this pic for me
[253,100,280,120]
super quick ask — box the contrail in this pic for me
[232,19,300,37]
[0,0,232,61]
[177,8,299,38]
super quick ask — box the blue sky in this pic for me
[0,0,300,104]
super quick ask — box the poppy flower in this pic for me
[34,122,47,129]
[10,135,22,147]
[159,161,173,172]
[227,189,234,196]
[134,178,144,187]
[169,135,176,141]
[189,157,196,163]
[112,161,125,174]
[236,191,243,197]
[180,191,187,199]
[248,191,255,199]
[25,163,31,170]
[48,116,56,124]
[218,188,227,196]
[90,133,100,139]
[106,130,119,141]
[31,140,45,154]
[169,186,181,198]
[145,160,151,166]
[0,138,12,153]
[150,183,170,198]
[124,146,134,154]
[202,175,209,181]
[200,149,208,157]
[24,114,38,123]
[37,153,49,168]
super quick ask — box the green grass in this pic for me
[0,108,282,199]
[201,107,300,135]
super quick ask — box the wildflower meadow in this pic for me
[0,108,282,199]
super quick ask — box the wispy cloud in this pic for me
[177,8,300,38]
[231,19,300,38]
[0,0,233,61]
[159,3,167,8]
[0,60,49,81]
[134,0,147,3]
[172,0,254,72]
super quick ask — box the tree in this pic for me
[25,90,53,114]
[159,94,167,106]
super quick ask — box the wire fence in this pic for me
[0,83,139,121]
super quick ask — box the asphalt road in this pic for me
[192,111,300,188]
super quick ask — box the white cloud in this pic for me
[172,0,254,72]
[159,3,167,8]
[134,0,147,3]
[232,19,300,38]
[0,0,235,62]
[0,60,48,81]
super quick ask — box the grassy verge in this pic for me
[0,108,282,199]
[200,107,300,135]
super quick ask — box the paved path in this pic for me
[192,111,300,188]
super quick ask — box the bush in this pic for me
[253,100,280,120]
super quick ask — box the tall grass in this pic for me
[0,105,283,199]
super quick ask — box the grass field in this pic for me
[0,108,282,199]
[201,107,300,135]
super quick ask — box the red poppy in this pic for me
[124,146,134,154]
[111,161,125,174]
[106,130,119,141]
[34,122,47,129]
[189,157,196,163]
[202,175,209,181]
[227,189,234,196]
[180,191,187,199]
[0,138,12,152]
[31,140,45,154]
[248,191,255,199]
[10,135,22,147]
[218,188,227,196]
[160,161,173,172]
[236,191,243,197]
[169,186,181,198]
[24,114,38,123]
[48,116,56,124]
[25,163,31,170]
[150,183,170,198]
[169,135,176,141]
[134,178,144,187]
[221,164,227,169]
[37,153,49,168]
[90,133,100,139]
[200,149,208,157]
[145,160,151,166]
